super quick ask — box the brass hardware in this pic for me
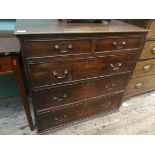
[101,101,111,107]
[105,83,116,90]
[110,62,122,71]
[143,65,152,71]
[67,44,73,49]
[135,83,143,89]
[54,115,67,121]
[53,69,68,79]
[54,43,73,54]
[113,40,126,49]
[152,47,155,54]
[89,58,96,64]
[108,101,111,105]
[54,45,60,50]
[53,94,67,102]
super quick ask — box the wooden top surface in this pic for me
[15,19,148,35]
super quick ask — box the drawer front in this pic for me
[24,39,92,58]
[33,74,128,111]
[132,59,155,78]
[125,74,155,97]
[140,41,155,59]
[95,37,141,52]
[146,21,155,39]
[29,54,135,88]
[0,56,12,73]
[37,92,123,132]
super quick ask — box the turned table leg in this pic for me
[11,55,34,131]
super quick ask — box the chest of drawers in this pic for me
[15,20,147,133]
[124,20,155,98]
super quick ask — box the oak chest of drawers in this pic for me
[15,20,147,133]
[124,20,155,98]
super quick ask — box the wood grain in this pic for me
[28,54,135,89]
[33,74,127,112]
[132,59,155,78]
[146,21,155,38]
[0,56,12,74]
[124,74,155,97]
[15,20,147,133]
[15,20,148,35]
[37,92,123,132]
[140,41,155,60]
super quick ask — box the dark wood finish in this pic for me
[15,19,147,133]
[15,20,147,35]
[0,56,12,74]
[24,39,92,58]
[28,54,136,89]
[0,38,20,54]
[11,55,34,131]
[33,74,128,112]
[95,36,141,52]
[37,92,123,132]
[119,20,150,28]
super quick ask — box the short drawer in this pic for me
[28,54,135,89]
[124,74,155,97]
[140,41,155,60]
[33,74,127,111]
[146,21,155,39]
[132,59,155,78]
[24,39,92,58]
[95,36,141,53]
[36,92,123,132]
[0,56,12,73]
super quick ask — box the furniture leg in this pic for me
[11,55,34,131]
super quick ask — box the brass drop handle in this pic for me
[143,65,152,71]
[53,69,68,79]
[54,43,73,54]
[113,40,126,50]
[54,45,60,50]
[53,93,67,102]
[105,83,116,90]
[101,101,111,107]
[135,83,143,89]
[54,114,67,121]
[152,47,155,54]
[110,62,122,71]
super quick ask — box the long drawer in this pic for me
[33,74,128,111]
[37,92,123,132]
[28,54,135,89]
[140,41,155,60]
[132,59,155,78]
[24,39,92,58]
[124,74,155,97]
